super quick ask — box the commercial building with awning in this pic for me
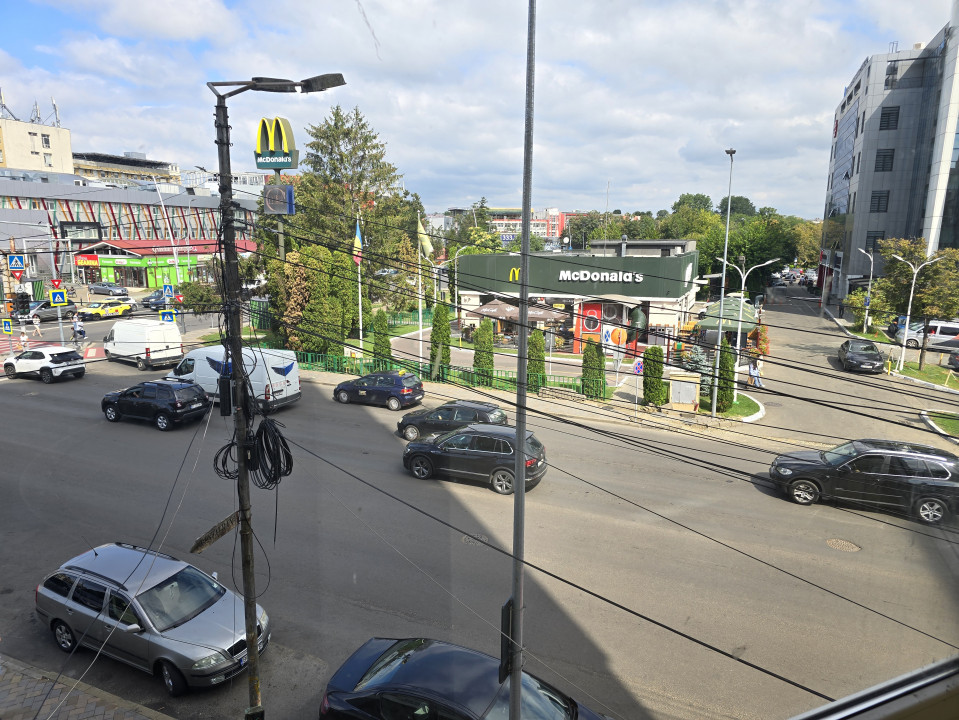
[456,241,699,355]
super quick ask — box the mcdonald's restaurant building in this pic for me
[457,239,700,355]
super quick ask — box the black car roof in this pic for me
[854,439,959,461]
[438,400,500,411]
[460,423,532,438]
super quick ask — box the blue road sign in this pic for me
[8,255,24,271]
[163,284,174,298]
[634,359,644,374]
[50,290,67,306]
[159,310,176,323]
[2,318,12,335]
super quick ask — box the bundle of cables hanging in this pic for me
[214,417,293,490]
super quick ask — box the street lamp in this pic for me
[717,255,779,398]
[711,148,736,418]
[857,247,874,334]
[891,253,941,371]
[206,72,344,720]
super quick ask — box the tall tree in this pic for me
[672,193,713,213]
[472,318,494,386]
[717,195,757,218]
[429,302,451,375]
[642,345,667,406]
[716,339,735,412]
[372,308,392,370]
[527,329,546,393]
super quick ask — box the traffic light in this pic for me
[15,293,31,315]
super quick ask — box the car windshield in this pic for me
[136,565,225,632]
[402,374,421,387]
[50,351,81,364]
[488,409,508,423]
[484,671,572,720]
[355,638,429,690]
[821,441,859,466]
[173,385,206,402]
[850,342,879,354]
[526,434,544,455]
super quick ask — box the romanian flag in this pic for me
[353,220,363,265]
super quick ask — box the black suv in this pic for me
[334,369,424,411]
[397,400,507,440]
[768,439,959,524]
[102,379,211,431]
[403,424,547,494]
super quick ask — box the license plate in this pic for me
[190,402,201,409]
[239,656,246,667]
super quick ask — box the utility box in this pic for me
[669,371,700,412]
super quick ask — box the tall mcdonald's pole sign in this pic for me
[254,117,299,169]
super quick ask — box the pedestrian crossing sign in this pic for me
[159,310,176,323]
[163,284,174,298]
[8,255,24,271]
[2,318,11,335]
[50,290,67,306]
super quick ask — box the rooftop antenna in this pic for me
[30,99,41,123]
[51,97,60,127]
[0,88,20,121]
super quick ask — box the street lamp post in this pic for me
[857,247,874,334]
[891,253,941,371]
[207,73,344,720]
[710,148,736,417]
[717,255,779,398]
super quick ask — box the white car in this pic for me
[3,345,86,383]
[113,295,139,311]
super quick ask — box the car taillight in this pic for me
[319,692,330,716]
[145,347,151,359]
[265,384,271,401]
[525,457,537,468]
[401,387,412,394]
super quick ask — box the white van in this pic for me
[166,346,301,411]
[103,319,183,370]
[895,319,959,349]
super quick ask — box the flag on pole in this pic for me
[353,220,363,265]
[417,218,433,257]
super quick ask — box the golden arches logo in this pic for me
[254,117,299,169]
[508,267,521,282]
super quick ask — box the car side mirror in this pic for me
[123,623,143,634]
[837,465,849,473]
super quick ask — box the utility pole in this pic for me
[214,90,263,720]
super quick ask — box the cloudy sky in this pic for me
[1,0,953,219]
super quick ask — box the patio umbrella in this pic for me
[695,298,758,332]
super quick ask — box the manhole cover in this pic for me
[463,533,489,546]
[826,538,861,552]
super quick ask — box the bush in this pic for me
[642,345,667,406]
[527,330,546,393]
[472,318,494,386]
[716,339,735,412]
[580,339,606,399]
[372,309,392,371]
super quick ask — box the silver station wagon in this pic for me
[35,542,270,696]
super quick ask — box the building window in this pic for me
[43,153,53,167]
[856,152,861,174]
[41,134,51,148]
[870,191,890,213]
[879,106,900,130]
[875,149,895,172]
[865,231,885,252]
[0,149,4,163]
[852,191,857,212]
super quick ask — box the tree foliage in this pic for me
[717,195,757,218]
[372,308,392,370]
[580,339,606,399]
[672,193,713,213]
[527,329,546,393]
[716,339,735,412]
[642,345,667,406]
[429,303,451,375]
[472,318,495,385]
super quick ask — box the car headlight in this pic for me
[192,652,230,670]
[258,607,269,627]
[777,467,793,476]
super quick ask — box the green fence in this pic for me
[286,349,597,395]
[388,310,432,327]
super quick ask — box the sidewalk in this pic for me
[0,655,173,720]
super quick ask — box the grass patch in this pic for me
[898,361,959,388]
[842,323,895,345]
[696,393,761,419]
[928,411,959,437]
[199,325,261,343]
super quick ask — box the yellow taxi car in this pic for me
[78,300,133,321]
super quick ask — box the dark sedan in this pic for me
[334,369,424,411]
[102,379,211,431]
[319,637,611,720]
[403,424,546,494]
[768,439,959,524]
[397,400,507,441]
[837,339,884,373]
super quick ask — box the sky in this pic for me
[0,0,954,220]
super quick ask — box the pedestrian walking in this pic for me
[31,314,42,337]
[748,358,765,389]
[17,330,28,352]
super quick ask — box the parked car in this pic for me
[103,319,183,370]
[769,278,788,288]
[143,287,180,309]
[3,345,85,383]
[837,339,884,373]
[78,300,133,321]
[403,424,547,494]
[16,299,78,322]
[319,637,610,720]
[113,295,139,311]
[948,351,959,370]
[894,319,959,349]
[397,400,508,441]
[334,369,424,411]
[768,439,959,524]
[101,379,211,431]
[35,542,270,696]
[87,281,128,296]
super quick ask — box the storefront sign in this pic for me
[75,254,100,267]
[558,270,644,283]
[255,116,299,169]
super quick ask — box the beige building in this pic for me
[72,151,181,185]
[0,117,74,174]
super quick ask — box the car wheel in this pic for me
[104,350,113,362]
[4,365,16,379]
[906,339,920,349]
[387,396,402,411]
[403,425,421,441]
[104,405,121,422]
[66,312,75,320]
[841,360,849,371]
[336,390,350,404]
[75,369,85,379]
[52,620,76,652]
[40,368,54,384]
[789,479,820,505]
[160,660,188,697]
[409,455,434,479]
[916,497,947,524]
[490,469,515,495]
[136,357,149,371]
[155,412,172,431]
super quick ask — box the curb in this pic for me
[0,654,175,720]
[919,411,959,445]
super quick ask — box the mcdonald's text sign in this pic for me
[254,116,299,169]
